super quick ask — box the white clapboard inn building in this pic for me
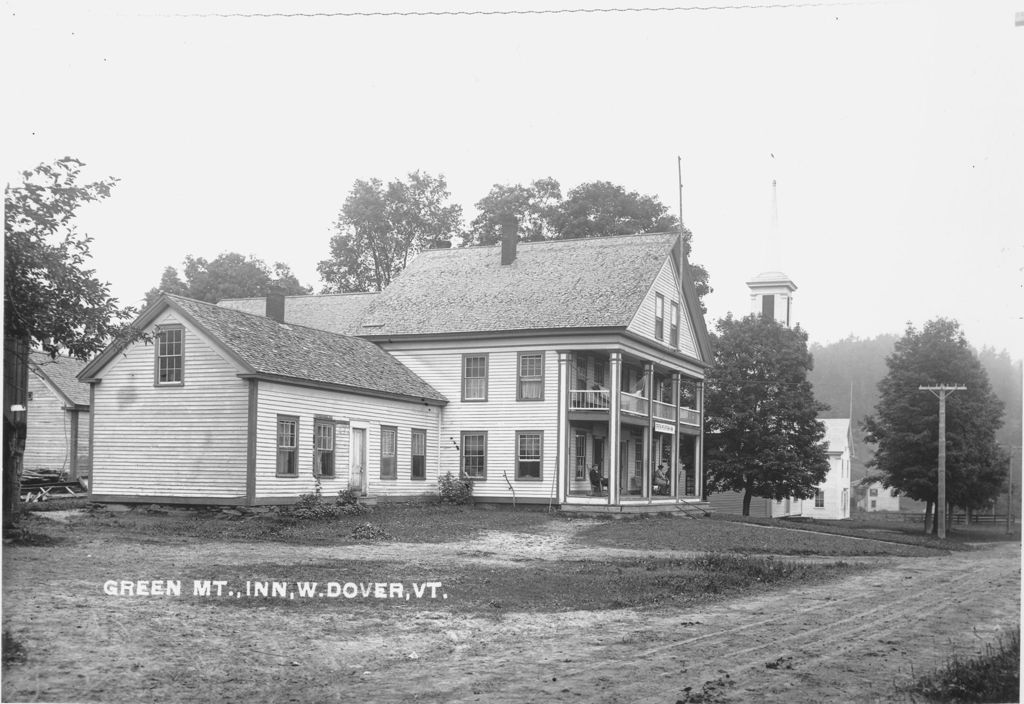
[80,231,713,512]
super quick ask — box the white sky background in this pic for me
[3,0,1023,359]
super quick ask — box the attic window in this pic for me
[154,326,184,386]
[654,294,665,341]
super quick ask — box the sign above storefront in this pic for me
[654,421,675,435]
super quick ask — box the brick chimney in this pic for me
[266,287,286,323]
[500,215,519,265]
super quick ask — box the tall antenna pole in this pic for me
[920,384,966,539]
[677,156,686,285]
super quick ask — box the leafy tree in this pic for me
[704,313,830,516]
[5,158,137,359]
[145,253,311,305]
[465,178,562,245]
[4,157,139,526]
[550,180,679,240]
[468,178,712,305]
[862,319,1007,532]
[318,171,463,292]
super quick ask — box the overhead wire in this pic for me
[150,1,895,19]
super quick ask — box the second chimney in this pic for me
[500,214,519,265]
[266,287,286,323]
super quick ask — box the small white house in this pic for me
[800,418,852,520]
[24,352,91,481]
[860,482,902,512]
[79,294,447,505]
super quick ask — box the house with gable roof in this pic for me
[78,294,446,505]
[24,352,92,481]
[83,231,712,510]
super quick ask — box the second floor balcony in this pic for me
[569,389,699,427]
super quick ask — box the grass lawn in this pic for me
[572,513,984,556]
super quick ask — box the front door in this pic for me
[350,427,367,496]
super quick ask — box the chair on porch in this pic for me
[589,466,608,496]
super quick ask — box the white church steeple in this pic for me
[746,179,797,328]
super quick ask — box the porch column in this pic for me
[557,352,570,504]
[68,410,80,481]
[698,380,706,501]
[671,372,680,498]
[644,362,654,502]
[608,352,621,505]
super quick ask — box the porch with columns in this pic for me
[557,350,709,512]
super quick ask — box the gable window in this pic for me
[380,425,397,479]
[814,489,825,508]
[411,428,426,480]
[276,415,298,477]
[517,352,544,401]
[155,326,184,385]
[461,431,487,480]
[654,294,665,341]
[462,354,488,401]
[516,431,542,480]
[869,488,878,497]
[670,301,680,347]
[313,419,335,477]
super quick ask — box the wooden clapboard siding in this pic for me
[388,346,559,499]
[707,491,772,517]
[626,259,698,359]
[254,380,438,499]
[90,311,249,499]
[24,372,73,472]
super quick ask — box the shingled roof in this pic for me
[82,295,445,405]
[29,352,90,407]
[218,292,378,335]
[358,233,681,337]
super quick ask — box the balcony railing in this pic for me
[652,399,675,421]
[569,389,610,410]
[569,390,700,427]
[620,391,649,416]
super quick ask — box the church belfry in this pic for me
[746,179,796,328]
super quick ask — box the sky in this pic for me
[3,0,1023,360]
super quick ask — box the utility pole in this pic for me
[920,385,966,539]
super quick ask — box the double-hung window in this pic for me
[654,293,665,341]
[516,431,542,480]
[155,326,184,385]
[461,431,487,480]
[814,489,825,508]
[411,428,426,480]
[670,301,679,347]
[276,416,298,476]
[517,352,544,401]
[313,419,335,477]
[462,354,488,401]
[380,426,397,479]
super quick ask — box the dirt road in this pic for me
[335,540,1019,703]
[2,518,1019,703]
